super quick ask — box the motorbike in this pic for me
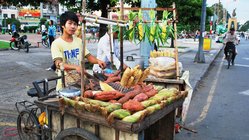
[225,42,236,69]
[41,32,50,48]
[10,32,31,53]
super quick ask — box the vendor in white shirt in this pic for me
[93,30,127,73]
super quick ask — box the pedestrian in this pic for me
[20,24,24,33]
[194,29,200,41]
[48,20,56,46]
[7,24,11,33]
[41,24,46,33]
[51,11,106,90]
[11,23,16,33]
[245,33,248,40]
[92,27,127,73]
[46,20,57,71]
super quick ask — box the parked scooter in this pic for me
[10,32,31,53]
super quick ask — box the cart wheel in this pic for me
[17,109,41,140]
[55,128,99,140]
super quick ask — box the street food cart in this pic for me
[16,2,189,140]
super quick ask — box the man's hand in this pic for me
[75,66,88,74]
[97,60,106,69]
[75,66,81,73]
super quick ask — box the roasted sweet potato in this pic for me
[117,85,142,104]
[105,76,121,83]
[122,100,144,112]
[83,90,94,98]
[94,91,124,101]
[133,93,148,102]
[144,88,158,98]
[141,83,154,92]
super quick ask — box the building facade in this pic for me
[0,5,18,27]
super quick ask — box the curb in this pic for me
[0,48,10,51]
[192,47,223,92]
[0,46,39,51]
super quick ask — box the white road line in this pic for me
[0,122,16,127]
[235,64,249,68]
[239,90,249,96]
[189,59,224,126]
[242,57,249,61]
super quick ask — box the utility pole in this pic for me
[40,2,43,18]
[140,0,157,68]
[217,0,220,24]
[82,0,86,13]
[194,0,206,63]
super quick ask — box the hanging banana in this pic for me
[128,20,134,41]
[149,10,156,43]
[160,11,170,45]
[138,10,144,41]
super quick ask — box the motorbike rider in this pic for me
[224,28,238,65]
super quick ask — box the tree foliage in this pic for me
[1,0,213,34]
[239,21,249,32]
[40,17,47,25]
[156,0,213,32]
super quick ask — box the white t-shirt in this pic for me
[41,24,46,32]
[20,24,24,30]
[93,33,121,73]
[51,36,90,90]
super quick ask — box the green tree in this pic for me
[3,18,21,31]
[239,21,249,32]
[40,17,47,25]
[1,0,213,34]
[156,0,213,33]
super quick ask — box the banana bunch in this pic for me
[150,50,175,58]
[124,10,174,45]
[161,11,169,44]
[138,10,144,41]
[149,10,156,43]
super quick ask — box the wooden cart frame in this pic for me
[35,93,185,140]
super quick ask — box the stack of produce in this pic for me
[150,50,175,58]
[120,65,150,88]
[58,65,187,124]
[148,56,177,79]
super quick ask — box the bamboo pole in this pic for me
[173,2,179,80]
[84,17,126,27]
[120,0,124,72]
[81,0,87,96]
[81,20,86,96]
[108,11,114,68]
[111,7,174,11]
[82,14,126,24]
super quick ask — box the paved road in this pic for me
[176,39,249,140]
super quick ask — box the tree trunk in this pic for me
[99,0,110,39]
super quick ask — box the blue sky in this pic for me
[207,0,248,24]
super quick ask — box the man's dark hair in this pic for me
[50,20,54,25]
[60,11,79,33]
